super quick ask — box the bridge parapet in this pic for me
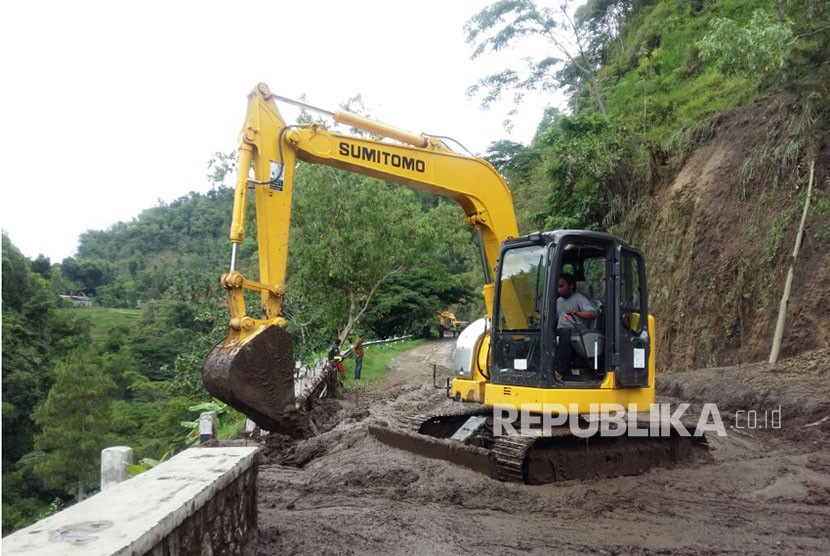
[3,447,259,556]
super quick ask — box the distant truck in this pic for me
[438,311,468,337]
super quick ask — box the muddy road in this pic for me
[244,339,830,555]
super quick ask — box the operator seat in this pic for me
[575,281,597,330]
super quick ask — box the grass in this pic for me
[761,206,798,265]
[218,408,248,440]
[340,338,426,388]
[602,0,766,144]
[58,306,143,349]
[813,190,830,244]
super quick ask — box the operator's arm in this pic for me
[566,307,598,320]
[565,297,598,320]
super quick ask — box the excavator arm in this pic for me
[203,83,518,429]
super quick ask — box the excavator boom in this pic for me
[202,83,517,430]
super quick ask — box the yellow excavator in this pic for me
[203,83,707,482]
[438,311,468,336]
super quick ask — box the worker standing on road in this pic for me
[352,334,365,380]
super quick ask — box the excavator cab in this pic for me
[490,230,650,391]
[375,230,709,484]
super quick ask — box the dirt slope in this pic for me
[644,94,830,372]
[244,339,830,555]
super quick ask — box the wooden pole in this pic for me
[769,160,815,363]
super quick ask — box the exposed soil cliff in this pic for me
[644,93,830,371]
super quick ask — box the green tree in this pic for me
[465,0,613,121]
[30,255,52,279]
[575,0,636,55]
[32,350,117,502]
[699,10,794,77]
[485,138,547,234]
[2,235,96,533]
[60,257,114,295]
[362,266,474,338]
[206,151,238,187]
[287,166,450,346]
[531,111,645,230]
[2,234,91,465]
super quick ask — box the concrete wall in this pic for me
[3,447,259,556]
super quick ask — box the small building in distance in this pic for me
[58,294,93,308]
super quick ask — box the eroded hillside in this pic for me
[645,93,830,371]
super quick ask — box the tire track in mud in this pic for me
[245,343,830,555]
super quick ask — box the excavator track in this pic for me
[369,406,494,477]
[492,436,536,483]
[370,408,710,484]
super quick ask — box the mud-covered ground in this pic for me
[244,339,830,555]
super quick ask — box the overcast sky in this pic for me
[1,1,562,262]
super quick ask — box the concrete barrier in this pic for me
[199,411,218,443]
[3,447,259,556]
[100,446,133,491]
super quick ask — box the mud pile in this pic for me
[245,340,830,555]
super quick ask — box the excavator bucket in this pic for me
[202,324,303,435]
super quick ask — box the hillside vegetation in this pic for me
[3,0,829,535]
[482,0,829,369]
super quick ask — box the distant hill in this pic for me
[59,187,236,307]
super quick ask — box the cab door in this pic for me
[490,242,550,388]
[614,246,650,388]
